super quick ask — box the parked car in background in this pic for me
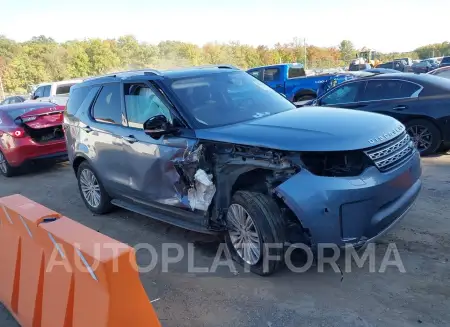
[310,73,450,155]
[439,56,450,68]
[0,102,67,177]
[348,63,371,71]
[427,66,450,79]
[0,95,28,105]
[376,60,409,72]
[247,63,349,102]
[26,79,83,106]
[363,68,401,74]
[64,66,421,276]
[395,58,413,66]
[411,60,436,73]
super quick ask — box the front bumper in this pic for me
[275,150,422,247]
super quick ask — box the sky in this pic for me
[0,0,448,53]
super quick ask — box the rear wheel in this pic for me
[225,191,286,276]
[406,119,441,155]
[0,150,16,177]
[294,94,316,102]
[77,161,113,214]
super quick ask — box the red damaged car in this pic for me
[0,102,67,177]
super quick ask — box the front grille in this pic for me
[365,132,415,172]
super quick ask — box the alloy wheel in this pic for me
[0,152,8,174]
[227,203,261,265]
[407,125,432,153]
[79,169,101,208]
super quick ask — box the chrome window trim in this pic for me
[319,78,424,106]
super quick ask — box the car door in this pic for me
[32,86,45,101]
[355,79,422,123]
[317,80,366,109]
[87,82,132,194]
[120,80,196,208]
[263,67,285,94]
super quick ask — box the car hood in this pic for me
[195,107,405,152]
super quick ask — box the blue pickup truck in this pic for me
[247,63,354,102]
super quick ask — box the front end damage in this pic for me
[169,135,421,248]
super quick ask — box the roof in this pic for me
[80,65,240,86]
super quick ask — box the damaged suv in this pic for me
[64,66,422,275]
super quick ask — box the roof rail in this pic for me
[83,68,162,81]
[194,64,239,70]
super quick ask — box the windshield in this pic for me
[169,71,296,128]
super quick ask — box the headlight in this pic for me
[300,151,373,177]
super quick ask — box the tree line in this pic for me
[0,35,449,94]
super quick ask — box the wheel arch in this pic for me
[402,115,443,141]
[293,89,317,102]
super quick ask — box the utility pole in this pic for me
[304,38,307,69]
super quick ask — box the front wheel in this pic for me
[406,119,441,155]
[225,191,286,276]
[77,161,113,214]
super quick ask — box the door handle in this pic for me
[275,84,283,88]
[393,105,407,110]
[81,126,93,133]
[122,135,138,143]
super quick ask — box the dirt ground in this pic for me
[1,154,449,327]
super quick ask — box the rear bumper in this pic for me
[3,139,67,167]
[275,150,422,247]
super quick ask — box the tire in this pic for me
[225,191,286,276]
[0,150,17,177]
[406,119,441,156]
[295,94,316,102]
[77,161,113,214]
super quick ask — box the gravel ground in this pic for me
[1,154,450,327]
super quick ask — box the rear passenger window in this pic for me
[92,83,122,124]
[56,83,76,95]
[66,86,98,116]
[43,85,51,97]
[361,80,421,101]
[288,67,306,78]
[263,68,280,81]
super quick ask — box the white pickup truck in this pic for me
[26,79,83,106]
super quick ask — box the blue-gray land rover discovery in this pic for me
[63,65,422,275]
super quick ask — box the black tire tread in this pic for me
[0,150,17,177]
[406,119,441,156]
[229,190,287,276]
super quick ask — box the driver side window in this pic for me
[34,86,45,99]
[124,83,172,129]
[320,82,361,105]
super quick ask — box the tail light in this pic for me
[8,128,26,138]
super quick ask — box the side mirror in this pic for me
[143,115,174,139]
[32,94,39,100]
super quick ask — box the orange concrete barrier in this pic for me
[0,194,161,327]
